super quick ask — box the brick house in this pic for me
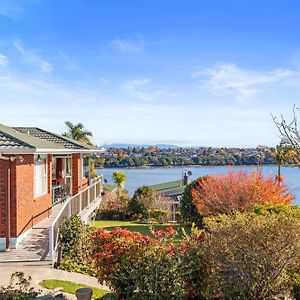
[0,124,101,252]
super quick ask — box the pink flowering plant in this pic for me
[92,225,206,299]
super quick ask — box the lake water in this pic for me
[96,165,300,205]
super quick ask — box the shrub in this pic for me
[58,215,93,261]
[192,170,293,216]
[128,186,156,218]
[97,191,130,220]
[57,215,95,274]
[180,178,206,225]
[201,211,300,299]
[0,272,39,300]
[93,227,153,297]
[92,226,203,299]
[57,259,96,277]
[252,203,300,216]
[180,224,207,299]
[148,209,170,223]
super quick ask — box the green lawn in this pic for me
[91,220,188,237]
[40,279,114,300]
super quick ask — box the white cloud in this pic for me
[0,0,22,20]
[14,40,53,73]
[195,63,296,100]
[0,70,286,147]
[112,37,143,54]
[0,54,9,66]
[122,78,152,101]
[122,78,176,102]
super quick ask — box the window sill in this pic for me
[34,192,48,200]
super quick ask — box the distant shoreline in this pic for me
[95,163,295,170]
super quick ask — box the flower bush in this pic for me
[192,170,293,216]
[92,226,206,299]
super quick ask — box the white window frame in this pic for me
[34,154,48,198]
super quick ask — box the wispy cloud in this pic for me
[112,36,144,54]
[0,54,9,66]
[122,78,152,101]
[195,63,296,100]
[14,40,53,73]
[0,0,23,20]
[121,78,175,102]
[57,50,78,70]
[0,70,287,147]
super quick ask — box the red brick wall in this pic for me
[0,154,53,239]
[72,154,87,195]
[1,152,89,241]
[0,159,9,238]
[16,154,52,237]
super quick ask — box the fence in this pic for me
[48,175,103,260]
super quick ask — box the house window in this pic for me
[34,154,48,197]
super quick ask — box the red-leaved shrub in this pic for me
[192,170,293,216]
[92,226,206,299]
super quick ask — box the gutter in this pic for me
[0,152,10,160]
[0,148,104,155]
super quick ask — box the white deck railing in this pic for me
[48,175,103,260]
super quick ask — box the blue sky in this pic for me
[0,0,300,147]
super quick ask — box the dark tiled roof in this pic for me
[0,131,33,149]
[13,127,85,149]
[0,124,96,152]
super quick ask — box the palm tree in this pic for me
[63,121,93,145]
[112,171,126,196]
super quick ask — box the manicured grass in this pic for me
[91,220,143,228]
[91,220,188,237]
[40,279,113,300]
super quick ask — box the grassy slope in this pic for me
[40,279,112,300]
[91,220,188,237]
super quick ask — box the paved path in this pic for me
[0,203,63,263]
[0,264,109,299]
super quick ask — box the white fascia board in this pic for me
[35,148,104,154]
[0,148,35,154]
[0,148,104,155]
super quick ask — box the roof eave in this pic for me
[35,148,104,154]
[0,148,104,155]
[0,148,35,154]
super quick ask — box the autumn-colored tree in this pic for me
[192,171,293,216]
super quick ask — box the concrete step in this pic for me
[0,260,52,267]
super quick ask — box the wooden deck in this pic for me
[0,203,63,263]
